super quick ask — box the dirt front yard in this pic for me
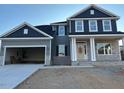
[16,66,124,89]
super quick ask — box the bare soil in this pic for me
[16,66,124,89]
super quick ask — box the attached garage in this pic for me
[0,22,53,66]
[5,47,45,65]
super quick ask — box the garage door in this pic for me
[5,47,45,65]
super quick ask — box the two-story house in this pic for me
[0,5,124,66]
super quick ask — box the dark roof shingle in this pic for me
[35,25,54,36]
[51,21,67,24]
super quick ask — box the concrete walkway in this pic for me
[0,64,43,89]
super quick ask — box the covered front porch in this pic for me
[69,34,124,65]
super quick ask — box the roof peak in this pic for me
[67,4,119,19]
[90,4,96,7]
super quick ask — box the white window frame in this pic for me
[102,20,112,32]
[75,20,84,32]
[58,26,65,36]
[24,29,28,34]
[89,20,98,32]
[96,43,112,55]
[90,10,94,15]
[58,44,65,56]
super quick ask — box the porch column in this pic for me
[90,37,96,61]
[71,37,77,62]
[122,38,124,46]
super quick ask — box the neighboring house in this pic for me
[0,4,124,66]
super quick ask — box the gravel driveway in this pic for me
[16,66,124,89]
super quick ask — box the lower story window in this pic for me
[58,45,65,56]
[97,43,112,55]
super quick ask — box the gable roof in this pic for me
[1,22,53,39]
[68,4,120,19]
[35,25,54,36]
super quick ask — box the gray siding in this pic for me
[0,39,51,65]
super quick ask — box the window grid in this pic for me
[75,21,84,32]
[58,26,65,36]
[102,20,112,31]
[97,43,112,55]
[90,10,94,15]
[89,20,98,32]
[24,29,28,34]
[58,45,65,56]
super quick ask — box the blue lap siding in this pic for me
[70,19,117,34]
[70,7,115,18]
[3,25,46,38]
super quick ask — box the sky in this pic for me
[0,4,124,35]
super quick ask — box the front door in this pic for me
[76,42,87,60]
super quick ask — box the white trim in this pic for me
[3,45,47,66]
[68,17,119,20]
[68,5,119,19]
[0,22,53,39]
[71,37,77,61]
[4,45,46,48]
[102,20,112,32]
[0,37,52,40]
[90,38,96,61]
[71,38,74,61]
[49,40,51,63]
[75,20,84,32]
[69,34,124,38]
[90,38,93,61]
[74,38,77,61]
[89,20,98,32]
[3,47,6,66]
[45,46,47,65]
[122,38,124,46]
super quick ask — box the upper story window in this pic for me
[24,29,28,34]
[75,20,84,32]
[89,20,98,32]
[102,20,112,31]
[58,26,65,36]
[90,10,94,15]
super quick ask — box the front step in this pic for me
[72,61,93,66]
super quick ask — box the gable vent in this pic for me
[24,29,28,34]
[90,10,94,15]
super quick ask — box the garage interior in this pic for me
[5,47,45,64]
